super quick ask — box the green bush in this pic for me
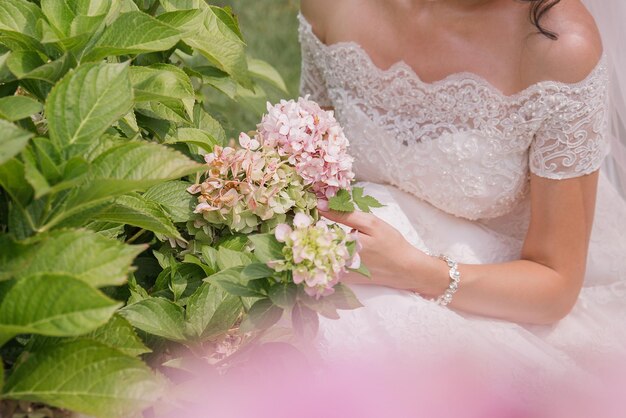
[0,1,286,416]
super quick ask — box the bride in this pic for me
[297,0,626,404]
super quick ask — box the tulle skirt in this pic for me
[315,175,626,414]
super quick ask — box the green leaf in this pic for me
[183,7,251,88]
[0,96,42,121]
[46,62,133,152]
[95,194,181,238]
[190,64,238,99]
[0,0,45,42]
[216,247,254,270]
[210,6,244,41]
[247,57,288,93]
[242,263,275,280]
[0,120,33,165]
[29,314,151,357]
[130,63,194,102]
[7,51,75,84]
[23,157,50,198]
[269,283,297,309]
[0,235,31,282]
[85,11,182,61]
[241,298,283,331]
[182,254,215,276]
[298,287,340,320]
[85,314,151,356]
[40,0,112,42]
[28,137,63,185]
[159,0,207,12]
[185,283,242,340]
[135,99,191,124]
[0,51,13,82]
[201,245,218,271]
[0,158,32,204]
[3,339,162,417]
[352,186,384,213]
[0,274,121,340]
[325,283,364,310]
[18,229,144,287]
[119,297,185,341]
[89,141,202,185]
[143,181,194,223]
[291,302,319,340]
[248,233,284,263]
[156,9,205,36]
[349,262,372,279]
[55,141,202,224]
[328,189,355,212]
[164,127,219,153]
[206,267,264,298]
[217,234,249,251]
[193,105,226,144]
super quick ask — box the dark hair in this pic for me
[521,0,561,40]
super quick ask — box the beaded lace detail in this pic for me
[298,14,610,220]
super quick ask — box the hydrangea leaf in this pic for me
[94,194,182,239]
[240,298,283,332]
[247,57,288,93]
[46,62,133,151]
[143,181,194,223]
[291,302,319,340]
[185,283,242,340]
[164,127,219,153]
[352,187,384,213]
[0,96,42,121]
[269,283,297,309]
[328,189,355,212]
[29,315,150,357]
[216,247,254,270]
[349,263,372,279]
[130,64,194,102]
[51,141,202,228]
[0,274,121,340]
[0,0,45,43]
[119,297,186,342]
[242,263,275,280]
[17,229,144,287]
[7,52,75,84]
[248,233,284,263]
[0,120,33,165]
[84,11,182,61]
[183,7,251,88]
[3,339,162,417]
[324,283,364,310]
[206,267,265,298]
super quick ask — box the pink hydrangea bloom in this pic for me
[271,215,360,299]
[257,96,355,199]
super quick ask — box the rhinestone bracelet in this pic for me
[431,254,461,306]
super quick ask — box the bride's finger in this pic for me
[318,209,377,235]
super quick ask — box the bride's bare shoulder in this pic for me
[300,0,334,36]
[525,0,603,84]
[301,0,357,41]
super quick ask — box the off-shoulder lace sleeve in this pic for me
[529,60,610,179]
[298,14,332,107]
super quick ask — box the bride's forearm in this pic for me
[417,257,582,325]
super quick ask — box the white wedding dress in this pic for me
[297,12,626,400]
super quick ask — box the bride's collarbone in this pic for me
[307,0,602,94]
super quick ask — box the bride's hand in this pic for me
[318,206,439,291]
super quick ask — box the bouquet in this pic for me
[187,96,381,334]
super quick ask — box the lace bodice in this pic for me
[298,14,610,220]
